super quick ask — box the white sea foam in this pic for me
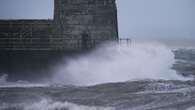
[52,42,190,86]
[24,99,114,110]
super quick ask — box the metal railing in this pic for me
[119,38,132,45]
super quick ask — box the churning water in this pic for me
[0,42,195,110]
[52,42,190,86]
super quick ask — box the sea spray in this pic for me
[0,74,8,84]
[52,42,188,86]
[0,74,48,88]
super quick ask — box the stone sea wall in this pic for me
[0,0,118,78]
[0,0,118,51]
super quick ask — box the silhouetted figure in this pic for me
[81,31,90,49]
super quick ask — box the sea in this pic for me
[0,42,195,110]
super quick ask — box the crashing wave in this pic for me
[52,42,190,86]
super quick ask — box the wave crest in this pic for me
[52,42,188,86]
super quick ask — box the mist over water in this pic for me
[0,74,8,84]
[0,74,48,88]
[52,42,188,86]
[0,42,191,87]
[1,42,195,110]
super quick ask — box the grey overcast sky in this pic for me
[0,0,194,47]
